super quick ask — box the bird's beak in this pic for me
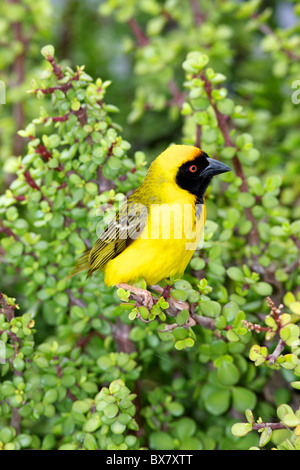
[204,158,232,177]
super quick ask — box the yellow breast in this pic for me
[104,199,206,286]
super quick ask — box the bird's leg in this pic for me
[116,283,154,309]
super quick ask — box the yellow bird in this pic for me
[71,145,230,300]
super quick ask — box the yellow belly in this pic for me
[104,203,205,286]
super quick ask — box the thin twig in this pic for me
[66,289,87,308]
[9,0,26,155]
[127,18,149,47]
[195,124,202,148]
[201,72,260,248]
[168,80,186,108]
[46,54,64,80]
[252,422,287,431]
[0,218,20,241]
[267,339,286,366]
[189,0,206,26]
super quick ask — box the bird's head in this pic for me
[151,145,231,203]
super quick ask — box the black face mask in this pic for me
[176,152,231,204]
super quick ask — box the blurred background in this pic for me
[0,0,299,186]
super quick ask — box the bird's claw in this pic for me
[116,283,154,309]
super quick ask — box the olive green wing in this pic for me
[87,200,148,277]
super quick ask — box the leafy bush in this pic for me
[0,0,300,451]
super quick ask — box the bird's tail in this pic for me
[64,250,91,281]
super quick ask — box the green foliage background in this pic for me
[0,0,300,450]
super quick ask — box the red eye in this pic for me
[189,165,197,173]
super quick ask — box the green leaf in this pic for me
[107,157,121,171]
[214,315,227,330]
[204,389,231,416]
[216,98,235,115]
[237,193,255,208]
[41,374,58,387]
[277,404,294,421]
[217,359,240,386]
[290,302,300,316]
[173,417,196,440]
[245,409,254,425]
[221,146,236,159]
[41,44,55,58]
[149,432,176,450]
[171,289,187,301]
[222,302,239,322]
[83,433,98,450]
[179,437,203,450]
[110,420,126,435]
[231,422,252,437]
[165,401,184,417]
[182,51,209,73]
[175,338,195,350]
[199,300,221,318]
[83,416,101,433]
[227,267,245,282]
[232,387,257,413]
[253,282,272,296]
[43,389,58,404]
[173,327,188,340]
[72,399,92,414]
[281,413,300,427]
[176,309,189,326]
[290,220,300,235]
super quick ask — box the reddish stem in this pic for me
[36,71,79,95]
[46,54,64,79]
[10,0,26,155]
[168,80,186,108]
[202,72,259,246]
[195,124,202,148]
[253,422,287,431]
[24,170,41,191]
[24,171,51,206]
[50,114,70,122]
[189,0,206,26]
[57,181,67,190]
[35,143,64,171]
[0,219,20,241]
[127,18,150,47]
[35,144,53,162]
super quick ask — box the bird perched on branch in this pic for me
[69,145,230,304]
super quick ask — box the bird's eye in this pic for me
[189,165,197,173]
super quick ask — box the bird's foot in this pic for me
[116,283,154,309]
